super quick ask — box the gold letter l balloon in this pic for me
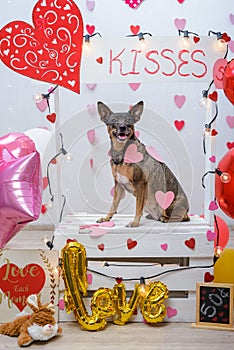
[61,241,168,330]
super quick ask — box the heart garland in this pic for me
[0,0,83,94]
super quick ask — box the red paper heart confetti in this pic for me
[116,277,123,284]
[127,238,138,250]
[86,24,95,35]
[174,120,185,131]
[0,263,46,311]
[211,129,218,136]
[208,91,218,102]
[193,36,200,43]
[130,25,140,35]
[166,306,177,318]
[46,113,56,124]
[41,204,47,214]
[97,243,105,251]
[226,141,234,150]
[0,0,83,94]
[96,56,103,64]
[222,32,231,42]
[125,1,144,10]
[184,238,195,249]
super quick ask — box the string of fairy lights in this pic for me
[41,28,231,286]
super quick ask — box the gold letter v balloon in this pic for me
[61,241,169,330]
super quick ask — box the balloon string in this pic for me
[87,263,214,282]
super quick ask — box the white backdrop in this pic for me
[0,0,233,227]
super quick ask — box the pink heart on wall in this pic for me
[166,307,177,318]
[87,129,95,144]
[86,0,95,11]
[146,146,164,163]
[174,18,186,30]
[36,98,48,112]
[155,191,174,210]
[129,83,141,91]
[124,144,143,163]
[226,115,234,128]
[174,95,186,108]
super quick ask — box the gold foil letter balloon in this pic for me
[61,241,115,331]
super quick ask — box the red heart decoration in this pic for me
[0,0,83,94]
[42,176,48,190]
[116,277,123,284]
[211,129,218,136]
[0,263,46,311]
[46,113,56,124]
[51,158,57,164]
[86,24,95,35]
[96,57,103,64]
[226,141,234,149]
[204,271,214,282]
[184,238,195,249]
[174,120,185,131]
[41,204,47,214]
[130,25,140,35]
[127,238,138,250]
[208,91,218,102]
[98,243,105,251]
[193,36,200,43]
[222,32,231,42]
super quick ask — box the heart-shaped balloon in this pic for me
[223,59,234,105]
[0,0,83,94]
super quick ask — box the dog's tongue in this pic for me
[118,135,127,140]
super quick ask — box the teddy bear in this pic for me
[0,294,62,347]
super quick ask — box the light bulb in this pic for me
[65,152,73,161]
[220,172,231,184]
[199,97,208,108]
[214,246,223,258]
[216,39,227,51]
[46,199,54,209]
[34,93,43,102]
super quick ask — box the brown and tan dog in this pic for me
[97,101,190,227]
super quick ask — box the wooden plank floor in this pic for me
[1,322,234,349]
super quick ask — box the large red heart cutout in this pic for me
[0,263,46,311]
[0,0,83,94]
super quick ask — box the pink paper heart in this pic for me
[129,83,141,91]
[228,40,234,53]
[155,191,174,210]
[174,18,186,30]
[87,273,93,284]
[124,144,144,163]
[87,129,95,144]
[230,14,234,25]
[167,306,177,318]
[208,200,218,211]
[87,104,96,115]
[209,155,216,163]
[125,0,144,9]
[206,230,216,241]
[89,226,108,237]
[36,98,48,112]
[58,298,65,311]
[86,0,95,11]
[100,221,115,228]
[135,130,140,138]
[226,115,234,128]
[86,83,97,90]
[160,243,168,251]
[174,95,186,108]
[146,146,164,163]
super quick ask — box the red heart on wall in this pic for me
[46,113,56,124]
[204,272,214,282]
[127,238,138,250]
[184,238,195,249]
[0,263,46,311]
[208,91,218,102]
[0,0,83,94]
[174,120,185,131]
[130,25,140,35]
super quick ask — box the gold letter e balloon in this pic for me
[61,241,169,331]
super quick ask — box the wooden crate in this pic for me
[54,214,214,323]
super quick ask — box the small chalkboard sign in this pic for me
[192,282,234,331]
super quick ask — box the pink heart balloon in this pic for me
[0,133,42,248]
[87,129,96,144]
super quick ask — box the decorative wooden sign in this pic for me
[192,282,234,331]
[0,249,59,322]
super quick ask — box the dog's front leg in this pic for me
[97,182,124,223]
[126,183,146,227]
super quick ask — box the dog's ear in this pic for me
[129,101,144,123]
[97,102,113,124]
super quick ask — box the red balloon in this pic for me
[214,215,229,249]
[215,148,234,218]
[222,59,234,105]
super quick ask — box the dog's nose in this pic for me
[119,125,126,132]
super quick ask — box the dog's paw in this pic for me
[126,221,139,227]
[159,216,169,223]
[96,217,109,223]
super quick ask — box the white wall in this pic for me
[0,0,233,227]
